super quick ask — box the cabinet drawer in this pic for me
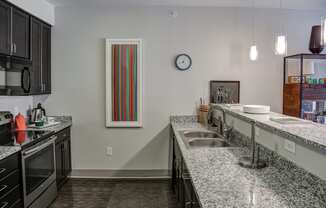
[0,170,20,197]
[0,185,21,208]
[56,128,70,143]
[0,154,19,179]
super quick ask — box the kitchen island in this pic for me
[212,104,326,153]
[171,115,326,208]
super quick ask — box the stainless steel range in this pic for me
[0,112,57,208]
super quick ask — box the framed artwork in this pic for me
[209,81,240,104]
[106,39,143,127]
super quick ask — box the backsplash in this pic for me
[0,95,49,119]
[0,96,33,117]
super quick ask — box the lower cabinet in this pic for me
[172,134,200,208]
[0,153,23,208]
[55,127,71,190]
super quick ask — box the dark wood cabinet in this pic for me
[11,7,30,59]
[172,133,200,208]
[55,128,72,190]
[31,18,42,94]
[0,0,51,95]
[0,1,11,55]
[30,17,51,94]
[42,24,51,93]
[0,0,31,59]
[0,153,23,208]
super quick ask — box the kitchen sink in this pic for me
[188,138,230,148]
[183,131,218,138]
[180,130,233,149]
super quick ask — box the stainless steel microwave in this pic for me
[0,56,31,95]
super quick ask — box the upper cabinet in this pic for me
[42,24,51,93]
[0,1,30,59]
[31,17,51,94]
[0,0,51,95]
[12,7,30,59]
[0,1,11,55]
[31,17,42,94]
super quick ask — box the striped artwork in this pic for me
[112,44,138,121]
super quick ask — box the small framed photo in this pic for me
[210,81,240,104]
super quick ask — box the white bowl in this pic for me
[243,105,270,114]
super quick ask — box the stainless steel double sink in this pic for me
[179,130,234,149]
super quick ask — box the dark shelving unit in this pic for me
[283,53,326,124]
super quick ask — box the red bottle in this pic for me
[15,113,27,131]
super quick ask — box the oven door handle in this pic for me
[23,136,57,157]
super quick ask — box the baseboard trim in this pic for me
[70,169,171,179]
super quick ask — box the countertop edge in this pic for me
[212,104,326,154]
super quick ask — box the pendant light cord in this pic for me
[280,0,284,34]
[252,0,256,44]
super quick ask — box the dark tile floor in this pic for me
[50,179,178,208]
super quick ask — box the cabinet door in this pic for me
[63,138,71,177]
[42,24,51,93]
[12,7,30,59]
[30,18,42,94]
[55,141,64,186]
[0,1,11,55]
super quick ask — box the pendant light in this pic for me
[250,45,258,61]
[249,0,258,61]
[275,0,287,55]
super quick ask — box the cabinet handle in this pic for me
[0,185,7,192]
[0,168,6,174]
[13,43,16,53]
[0,202,8,208]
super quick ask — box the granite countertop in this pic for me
[171,118,326,208]
[212,104,326,153]
[0,146,21,161]
[26,116,72,133]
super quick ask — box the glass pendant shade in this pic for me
[250,45,258,61]
[275,35,287,55]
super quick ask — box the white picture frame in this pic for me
[105,39,143,127]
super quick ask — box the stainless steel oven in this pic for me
[22,136,57,208]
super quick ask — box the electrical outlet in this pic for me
[284,139,296,154]
[106,146,113,156]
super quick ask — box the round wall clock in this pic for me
[175,54,192,71]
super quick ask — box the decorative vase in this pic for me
[309,25,324,54]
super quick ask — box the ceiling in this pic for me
[46,0,326,10]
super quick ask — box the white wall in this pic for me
[7,0,55,25]
[44,5,323,172]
